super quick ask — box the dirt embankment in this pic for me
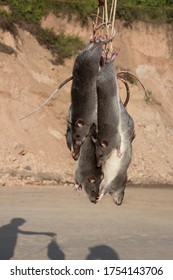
[0,13,173,186]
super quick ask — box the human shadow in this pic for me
[47,237,65,260]
[86,245,119,260]
[0,218,56,260]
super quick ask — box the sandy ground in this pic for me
[0,184,173,260]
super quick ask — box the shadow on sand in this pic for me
[0,219,119,260]
[47,237,65,260]
[86,245,119,260]
[0,218,56,260]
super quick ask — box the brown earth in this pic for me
[0,13,173,187]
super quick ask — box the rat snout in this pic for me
[97,159,104,167]
[90,197,98,204]
[96,149,105,167]
[72,153,79,161]
[74,132,83,146]
[71,142,81,160]
[89,193,100,204]
[75,140,82,146]
[71,148,80,161]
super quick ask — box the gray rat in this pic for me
[93,60,121,167]
[66,74,130,160]
[71,43,102,159]
[98,101,135,205]
[75,123,103,204]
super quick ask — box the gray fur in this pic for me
[65,105,80,160]
[65,105,72,151]
[71,43,102,158]
[75,124,103,204]
[94,61,121,167]
[99,102,135,205]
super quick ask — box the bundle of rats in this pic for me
[20,1,149,205]
[68,0,135,204]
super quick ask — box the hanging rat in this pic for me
[75,123,103,204]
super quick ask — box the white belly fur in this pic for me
[100,105,127,193]
[101,132,126,186]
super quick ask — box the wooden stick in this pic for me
[111,0,117,36]
[109,0,114,23]
[104,0,109,37]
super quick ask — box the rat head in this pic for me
[84,174,103,204]
[65,120,80,160]
[93,133,121,167]
[65,122,72,151]
[72,119,90,156]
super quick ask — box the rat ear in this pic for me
[76,119,84,128]
[88,175,96,184]
[101,139,108,148]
